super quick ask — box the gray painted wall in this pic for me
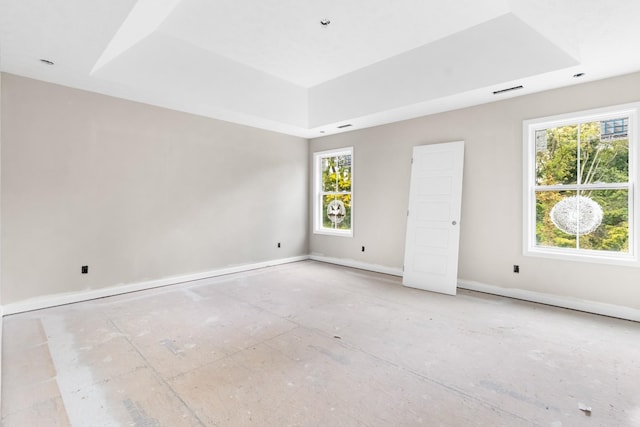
[3,71,639,312]
[1,74,309,304]
[310,71,640,311]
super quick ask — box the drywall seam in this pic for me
[309,254,404,277]
[458,279,640,322]
[1,255,309,316]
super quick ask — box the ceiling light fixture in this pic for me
[320,19,331,26]
[573,72,585,78]
[337,124,352,129]
[39,59,55,65]
[492,85,523,95]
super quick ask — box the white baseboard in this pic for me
[2,255,637,323]
[1,255,309,316]
[310,257,639,321]
[458,279,640,322]
[309,254,403,277]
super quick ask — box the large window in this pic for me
[523,103,639,265]
[313,147,353,236]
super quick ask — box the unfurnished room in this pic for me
[0,0,639,426]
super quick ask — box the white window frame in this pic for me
[313,147,354,237]
[523,102,640,266]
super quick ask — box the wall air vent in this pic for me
[337,124,352,129]
[492,85,523,95]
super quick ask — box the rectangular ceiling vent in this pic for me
[337,124,352,129]
[493,85,524,95]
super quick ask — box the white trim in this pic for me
[310,258,639,321]
[522,102,640,266]
[3,254,636,326]
[1,256,309,316]
[313,229,353,237]
[458,279,640,322]
[309,254,403,277]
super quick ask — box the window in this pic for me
[523,103,639,265]
[313,147,353,236]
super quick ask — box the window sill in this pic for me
[313,229,353,238]
[524,246,640,267]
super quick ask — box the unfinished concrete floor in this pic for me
[2,260,639,426]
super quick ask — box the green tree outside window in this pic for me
[535,119,629,252]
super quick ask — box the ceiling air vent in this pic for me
[492,85,523,95]
[337,124,352,129]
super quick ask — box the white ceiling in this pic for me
[1,0,640,138]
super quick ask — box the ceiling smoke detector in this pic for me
[320,19,331,26]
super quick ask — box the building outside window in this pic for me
[601,118,628,140]
[313,147,353,236]
[523,103,639,265]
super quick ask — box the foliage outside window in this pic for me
[314,148,353,236]
[523,104,639,265]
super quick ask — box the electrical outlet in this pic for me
[513,265,520,273]
[81,265,88,274]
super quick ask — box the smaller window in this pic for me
[313,147,353,236]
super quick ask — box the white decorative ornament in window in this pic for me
[326,199,346,224]
[550,195,603,236]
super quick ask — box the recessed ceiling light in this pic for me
[39,59,55,65]
[319,130,325,134]
[573,72,585,78]
[320,19,331,26]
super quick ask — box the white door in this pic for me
[403,141,465,295]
